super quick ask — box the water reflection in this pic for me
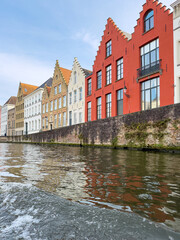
[0,143,180,231]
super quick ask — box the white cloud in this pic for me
[74,31,99,52]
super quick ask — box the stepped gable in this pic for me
[92,0,172,68]
[133,0,172,37]
[4,96,17,105]
[73,57,92,78]
[21,83,38,96]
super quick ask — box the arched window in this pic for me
[144,10,154,32]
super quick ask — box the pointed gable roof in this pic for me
[5,96,17,105]
[21,83,38,96]
[59,67,72,85]
[55,60,71,85]
[39,77,53,89]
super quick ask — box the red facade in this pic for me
[85,0,174,122]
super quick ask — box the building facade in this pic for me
[171,0,180,103]
[67,58,91,126]
[24,78,52,134]
[1,97,17,136]
[7,107,16,136]
[1,96,16,136]
[15,83,38,135]
[85,0,174,122]
[0,105,1,136]
[42,60,71,131]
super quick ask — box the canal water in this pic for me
[0,143,180,240]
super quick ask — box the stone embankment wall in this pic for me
[7,104,180,148]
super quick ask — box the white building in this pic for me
[1,97,17,136]
[171,0,180,103]
[24,78,52,134]
[68,58,91,126]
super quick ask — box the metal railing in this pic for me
[137,59,162,79]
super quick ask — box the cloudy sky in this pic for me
[0,0,173,106]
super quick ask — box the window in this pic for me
[97,97,102,120]
[50,101,53,111]
[106,93,111,118]
[69,92,72,104]
[69,111,72,126]
[106,65,112,85]
[79,87,82,101]
[141,77,160,110]
[97,71,102,89]
[144,10,154,32]
[38,105,40,114]
[54,99,57,110]
[79,112,82,123]
[54,114,57,127]
[140,38,159,77]
[54,86,57,95]
[74,90,77,103]
[42,119,44,129]
[74,71,77,84]
[87,102,91,122]
[117,58,123,80]
[35,120,37,130]
[35,106,37,114]
[38,119,40,129]
[87,78,91,95]
[106,40,112,57]
[178,41,180,65]
[63,112,66,126]
[59,84,61,93]
[117,89,123,115]
[63,96,66,107]
[46,117,48,128]
[46,103,48,112]
[74,112,77,124]
[43,104,45,113]
[59,97,61,109]
[58,113,61,127]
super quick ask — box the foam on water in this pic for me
[0,184,180,240]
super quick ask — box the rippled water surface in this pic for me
[0,143,180,239]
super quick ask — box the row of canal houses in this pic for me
[0,0,180,136]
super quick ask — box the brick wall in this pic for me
[8,104,180,148]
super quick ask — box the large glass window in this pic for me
[74,112,77,124]
[87,78,91,95]
[69,111,72,126]
[140,38,159,76]
[144,10,154,32]
[69,92,72,104]
[59,97,61,109]
[54,99,57,110]
[106,65,112,85]
[58,113,61,127]
[74,90,77,103]
[63,112,66,126]
[97,71,102,89]
[106,93,111,118]
[54,114,57,127]
[74,71,77,84]
[46,103,48,112]
[63,96,66,107]
[117,89,123,115]
[141,77,160,110]
[87,102,91,122]
[79,87,82,101]
[59,84,61,93]
[97,97,101,120]
[117,58,123,80]
[79,112,82,123]
[106,40,112,57]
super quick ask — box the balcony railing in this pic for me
[137,59,162,79]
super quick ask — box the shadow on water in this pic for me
[0,143,180,239]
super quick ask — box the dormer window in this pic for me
[144,10,154,33]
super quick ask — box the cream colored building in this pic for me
[171,0,180,103]
[67,58,91,126]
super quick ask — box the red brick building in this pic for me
[85,0,174,122]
